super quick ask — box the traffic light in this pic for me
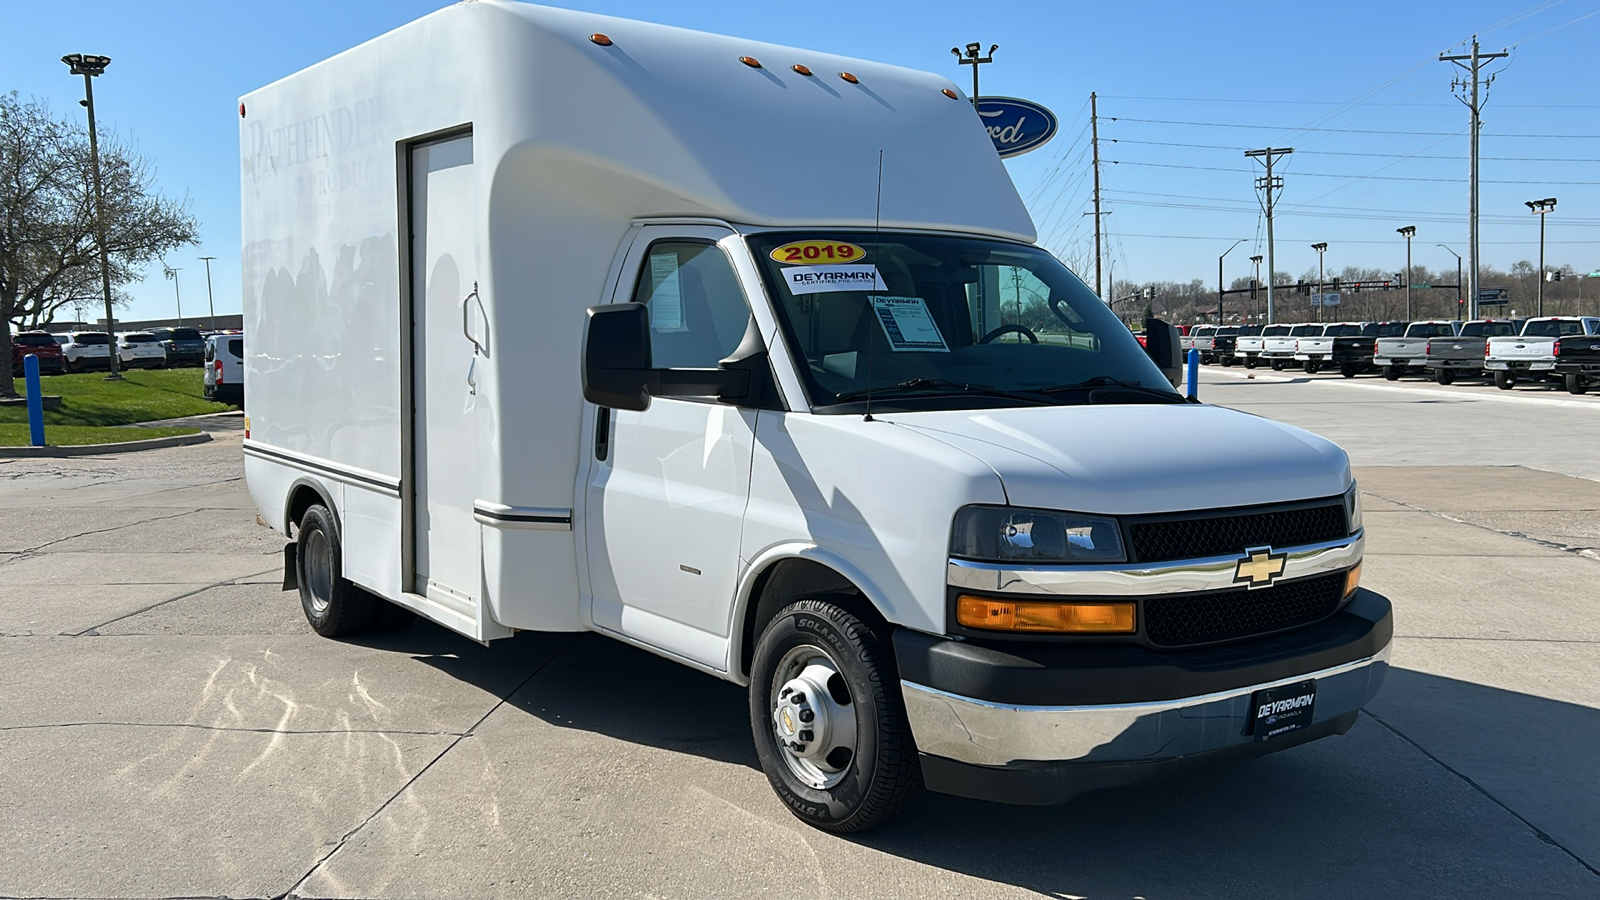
[1393,273,1402,289]
[1250,279,1258,299]
[1297,279,1307,295]
[1331,277,1341,291]
[1546,271,1563,282]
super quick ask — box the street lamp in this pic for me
[1311,243,1328,321]
[1218,238,1246,324]
[198,256,218,331]
[1526,197,1557,317]
[61,53,119,379]
[1437,244,1463,321]
[164,266,183,323]
[1396,226,1416,320]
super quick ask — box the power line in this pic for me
[1105,159,1600,184]
[1108,137,1600,163]
[1098,94,1600,110]
[1107,116,1600,138]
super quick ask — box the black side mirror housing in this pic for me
[581,304,760,411]
[1143,319,1183,388]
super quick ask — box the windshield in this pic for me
[749,232,1179,410]
[1460,322,1516,337]
[1290,325,1322,336]
[1406,323,1456,338]
[1523,319,1590,337]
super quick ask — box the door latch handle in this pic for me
[462,281,484,355]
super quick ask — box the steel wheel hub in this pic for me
[302,529,332,614]
[771,647,857,789]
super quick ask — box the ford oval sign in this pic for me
[976,97,1058,158]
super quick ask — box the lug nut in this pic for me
[792,692,806,704]
[799,709,814,722]
[799,730,814,742]
[779,687,791,698]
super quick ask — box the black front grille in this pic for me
[1143,572,1346,648]
[1126,501,1347,563]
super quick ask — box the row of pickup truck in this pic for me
[1183,317,1600,393]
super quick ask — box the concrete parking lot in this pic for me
[2,375,1597,899]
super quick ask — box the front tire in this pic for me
[296,504,375,637]
[749,599,920,833]
[1494,370,1516,390]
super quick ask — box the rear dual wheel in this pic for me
[749,599,920,833]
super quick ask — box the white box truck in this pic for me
[241,0,1390,832]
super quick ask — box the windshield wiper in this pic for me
[832,377,1053,405]
[1037,376,1190,403]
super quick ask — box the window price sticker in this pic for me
[872,296,949,352]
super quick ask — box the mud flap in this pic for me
[281,541,299,592]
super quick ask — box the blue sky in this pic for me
[3,0,1596,322]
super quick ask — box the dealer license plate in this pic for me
[1249,680,1317,741]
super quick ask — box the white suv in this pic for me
[61,332,112,372]
[116,332,168,369]
[203,333,244,406]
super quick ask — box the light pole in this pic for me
[1249,255,1263,321]
[61,53,119,380]
[1311,242,1328,322]
[199,256,218,331]
[1396,226,1416,319]
[951,42,997,108]
[1219,238,1245,324]
[1526,197,1556,317]
[164,266,183,323]
[1437,244,1463,321]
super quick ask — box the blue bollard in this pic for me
[1186,348,1200,401]
[24,354,46,447]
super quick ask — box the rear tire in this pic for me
[1245,357,1258,370]
[1566,373,1589,395]
[1383,366,1401,381]
[1220,356,1234,367]
[1494,370,1516,390]
[296,504,375,638]
[1303,360,1321,374]
[1270,359,1285,371]
[749,599,920,834]
[1435,369,1455,385]
[1340,362,1357,378]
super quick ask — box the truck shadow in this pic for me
[365,623,1600,894]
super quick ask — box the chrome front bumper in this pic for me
[902,641,1390,767]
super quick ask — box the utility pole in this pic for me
[164,266,183,323]
[1245,147,1292,323]
[62,53,120,380]
[1527,197,1556,316]
[1438,244,1463,320]
[1219,238,1245,324]
[199,256,218,331]
[1091,91,1104,299]
[951,42,996,108]
[1442,35,1508,320]
[1397,226,1416,319]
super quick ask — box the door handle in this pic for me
[594,407,611,461]
[462,282,484,355]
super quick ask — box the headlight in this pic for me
[1345,483,1363,534]
[951,505,1125,564]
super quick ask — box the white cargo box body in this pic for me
[241,0,1032,640]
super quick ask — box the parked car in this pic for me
[1263,324,1319,371]
[203,333,244,406]
[1235,323,1286,369]
[1374,321,1458,380]
[1423,320,1519,384]
[61,332,112,371]
[116,332,169,369]
[1553,332,1600,394]
[1330,322,1404,377]
[1485,317,1600,390]
[149,326,207,367]
[1210,325,1252,367]
[1189,325,1217,362]
[10,331,68,376]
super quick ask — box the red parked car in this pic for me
[10,331,67,376]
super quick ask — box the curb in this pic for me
[0,431,213,458]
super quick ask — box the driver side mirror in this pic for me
[1142,319,1183,388]
[581,304,753,411]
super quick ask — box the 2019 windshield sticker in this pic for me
[782,264,887,296]
[872,296,949,352]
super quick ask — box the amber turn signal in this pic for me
[957,595,1136,634]
[1343,563,1362,598]
[839,71,859,84]
[589,33,613,46]
[792,64,813,76]
[942,88,960,100]
[740,56,762,68]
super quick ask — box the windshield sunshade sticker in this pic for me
[872,296,949,352]
[769,240,867,265]
[782,264,887,296]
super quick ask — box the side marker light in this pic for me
[1344,563,1362,599]
[942,88,960,100]
[792,64,813,76]
[740,56,762,68]
[840,72,859,84]
[590,33,613,46]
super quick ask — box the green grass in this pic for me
[0,424,201,447]
[3,368,232,427]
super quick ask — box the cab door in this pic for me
[583,227,759,669]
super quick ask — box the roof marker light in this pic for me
[942,88,960,100]
[840,72,859,84]
[239,102,246,118]
[590,33,613,46]
[792,64,813,76]
[740,56,762,68]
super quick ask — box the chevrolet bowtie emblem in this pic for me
[1234,547,1287,588]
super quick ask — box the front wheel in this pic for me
[1435,369,1455,385]
[749,599,920,833]
[1566,373,1589,395]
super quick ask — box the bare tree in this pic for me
[1,93,197,396]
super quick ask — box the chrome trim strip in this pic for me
[902,642,1391,766]
[472,501,573,531]
[947,533,1362,596]
[242,440,401,498]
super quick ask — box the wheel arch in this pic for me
[730,545,896,685]
[284,477,339,537]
